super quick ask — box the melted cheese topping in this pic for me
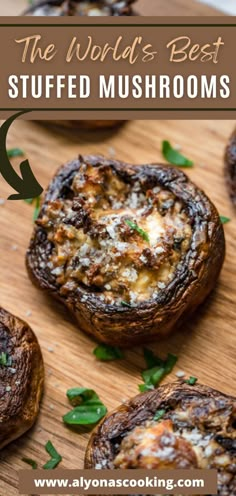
[39,161,192,305]
[114,418,233,472]
[114,420,198,470]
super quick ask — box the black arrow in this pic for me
[0,110,43,200]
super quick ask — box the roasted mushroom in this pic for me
[225,129,236,206]
[26,155,225,347]
[0,307,44,449]
[24,0,136,16]
[23,0,135,131]
[85,382,236,495]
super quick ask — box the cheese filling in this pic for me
[39,161,192,305]
[113,418,234,474]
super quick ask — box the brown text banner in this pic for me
[0,17,236,119]
[18,469,217,494]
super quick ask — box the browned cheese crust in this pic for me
[0,307,44,449]
[85,382,236,496]
[26,156,225,347]
[225,129,236,206]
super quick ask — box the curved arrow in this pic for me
[0,110,43,200]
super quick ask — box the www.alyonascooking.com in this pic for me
[32,475,204,491]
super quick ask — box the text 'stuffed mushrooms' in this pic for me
[0,307,44,449]
[85,382,236,495]
[26,156,225,347]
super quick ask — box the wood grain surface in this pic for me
[1,0,223,17]
[0,117,235,495]
[0,1,234,496]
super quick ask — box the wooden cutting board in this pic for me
[0,119,235,494]
[1,2,235,496]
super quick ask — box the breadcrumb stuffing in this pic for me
[40,160,192,306]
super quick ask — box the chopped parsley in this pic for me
[63,387,107,427]
[153,409,166,422]
[24,196,41,221]
[164,353,179,374]
[139,349,178,391]
[0,352,12,367]
[22,443,62,470]
[220,216,231,225]
[162,140,194,168]
[93,345,124,361]
[0,352,7,366]
[22,458,38,470]
[7,148,24,159]
[142,365,166,386]
[143,348,163,369]
[185,376,198,386]
[138,383,155,393]
[125,219,150,243]
[43,441,62,470]
[121,300,132,308]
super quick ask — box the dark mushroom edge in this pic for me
[26,155,225,347]
[0,307,44,449]
[225,128,236,206]
[41,120,124,132]
[84,381,236,495]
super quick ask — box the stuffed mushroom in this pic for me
[26,155,225,347]
[0,307,44,449]
[225,128,236,206]
[24,0,136,17]
[85,382,236,495]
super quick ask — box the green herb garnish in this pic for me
[7,148,24,159]
[63,404,107,426]
[121,300,132,308]
[153,409,166,421]
[138,383,155,393]
[139,350,178,391]
[162,141,193,168]
[63,387,107,427]
[43,441,62,470]
[0,352,7,366]
[24,196,41,221]
[185,376,198,386]
[164,353,178,374]
[143,348,164,369]
[93,345,124,361]
[22,457,38,470]
[220,216,231,224]
[142,365,166,387]
[66,387,101,406]
[0,352,12,367]
[125,220,150,243]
